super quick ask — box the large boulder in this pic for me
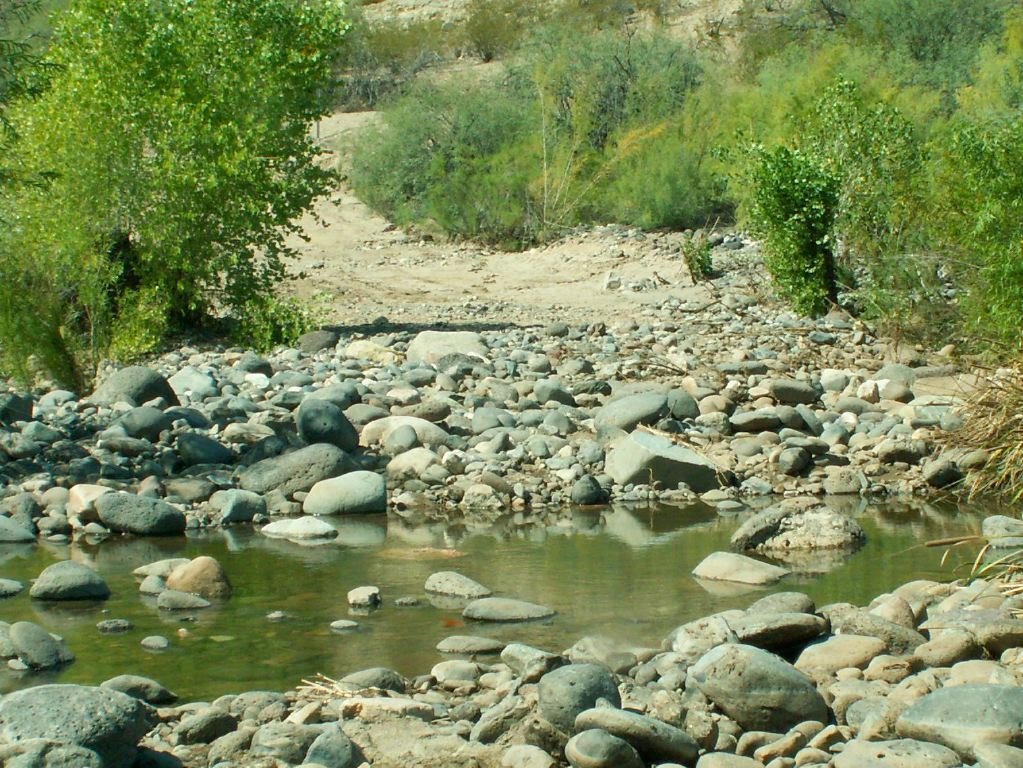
[89,366,179,407]
[237,443,355,496]
[29,561,110,601]
[165,556,232,599]
[303,471,387,515]
[296,397,359,451]
[688,643,828,731]
[605,430,724,492]
[9,621,74,669]
[0,684,155,767]
[406,331,488,366]
[538,664,621,733]
[595,392,669,433]
[731,498,865,553]
[896,684,1023,761]
[95,492,186,536]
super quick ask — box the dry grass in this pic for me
[948,365,1023,500]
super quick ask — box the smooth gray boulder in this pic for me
[691,551,789,586]
[0,578,24,597]
[0,516,35,543]
[595,393,669,432]
[89,366,179,407]
[565,728,644,768]
[9,621,74,669]
[175,432,233,466]
[463,598,555,622]
[303,471,387,515]
[95,493,186,536]
[689,643,828,731]
[605,430,724,492]
[574,707,698,764]
[209,489,266,524]
[101,674,177,705]
[833,738,962,768]
[0,392,32,423]
[728,612,828,650]
[115,406,174,441]
[304,723,361,767]
[29,561,110,601]
[982,515,1023,548]
[296,397,358,451]
[339,667,405,693]
[237,443,355,496]
[425,571,492,599]
[538,664,621,733]
[167,366,219,401]
[896,684,1023,761]
[0,684,155,766]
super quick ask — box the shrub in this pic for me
[746,144,840,316]
[0,0,347,387]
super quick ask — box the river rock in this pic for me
[406,330,488,365]
[30,561,110,601]
[90,366,178,408]
[157,590,211,610]
[896,684,1023,760]
[176,432,233,466]
[238,443,355,496]
[339,667,406,693]
[303,470,387,515]
[360,416,450,448]
[101,674,177,705]
[116,406,174,441]
[0,392,32,423]
[731,499,865,552]
[574,707,698,764]
[0,684,155,766]
[796,634,887,679]
[691,551,790,585]
[167,365,219,401]
[296,397,359,451]
[348,586,381,608]
[833,738,962,768]
[982,515,1023,548]
[0,516,34,543]
[261,516,338,541]
[605,430,724,492]
[595,393,669,432]
[9,621,73,669]
[210,488,266,524]
[464,598,556,622]
[565,728,644,768]
[437,635,506,654]
[165,556,232,599]
[95,492,186,536]
[728,611,828,650]
[305,723,361,768]
[538,664,621,733]
[297,328,340,353]
[689,643,828,731]
[0,579,24,597]
[768,378,819,405]
[425,571,492,599]
[174,707,238,745]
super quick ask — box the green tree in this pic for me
[0,0,347,388]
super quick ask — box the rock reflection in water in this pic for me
[0,500,986,701]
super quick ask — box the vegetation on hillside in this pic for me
[347,0,1023,354]
[0,0,347,389]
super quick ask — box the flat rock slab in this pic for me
[261,517,338,541]
[436,635,507,654]
[833,738,962,768]
[691,551,790,586]
[605,430,724,493]
[237,443,354,496]
[896,684,1023,761]
[463,598,555,622]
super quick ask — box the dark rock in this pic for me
[296,398,358,452]
[237,443,355,496]
[538,663,621,733]
[90,366,179,407]
[95,493,186,536]
[101,674,177,705]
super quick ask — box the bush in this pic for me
[746,144,840,316]
[0,0,347,387]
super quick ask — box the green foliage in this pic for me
[0,0,347,387]
[335,11,446,109]
[231,296,315,352]
[351,26,712,245]
[680,230,713,282]
[746,145,839,316]
[460,0,546,62]
[936,115,1023,348]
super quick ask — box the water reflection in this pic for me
[0,499,987,701]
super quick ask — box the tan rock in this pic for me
[166,556,232,599]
